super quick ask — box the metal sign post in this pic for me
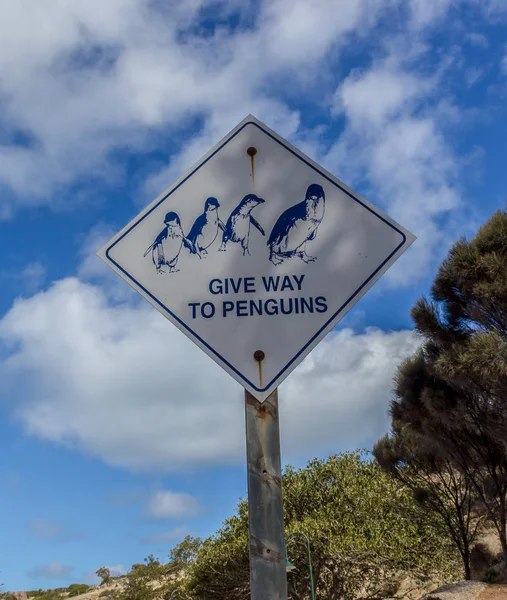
[245,382,287,600]
[97,114,416,600]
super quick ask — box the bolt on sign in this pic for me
[98,114,415,401]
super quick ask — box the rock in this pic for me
[471,530,503,581]
[421,581,486,600]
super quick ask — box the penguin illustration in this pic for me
[219,194,265,256]
[267,183,325,265]
[143,211,198,274]
[187,197,225,256]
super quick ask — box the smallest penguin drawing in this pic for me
[144,211,198,274]
[267,183,325,265]
[219,194,265,256]
[187,197,225,256]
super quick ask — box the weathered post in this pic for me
[245,387,287,600]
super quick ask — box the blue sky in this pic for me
[1,0,506,591]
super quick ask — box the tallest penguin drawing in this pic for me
[267,183,325,265]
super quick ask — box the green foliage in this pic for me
[284,452,459,600]
[113,557,165,600]
[67,584,90,597]
[374,430,484,580]
[162,579,193,600]
[168,537,202,570]
[4,590,66,600]
[483,566,499,583]
[180,501,249,600]
[25,591,63,600]
[185,452,460,600]
[96,567,111,586]
[143,555,160,568]
[392,209,507,563]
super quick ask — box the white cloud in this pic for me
[0,277,243,472]
[281,326,418,457]
[0,0,394,213]
[466,33,489,48]
[106,564,127,577]
[0,277,418,472]
[502,47,507,75]
[407,0,456,29]
[483,0,507,16]
[78,223,118,282]
[1,261,47,295]
[20,262,47,291]
[0,0,491,297]
[28,562,73,580]
[142,526,189,545]
[7,0,485,217]
[147,491,200,519]
[333,65,430,127]
[28,518,82,542]
[407,0,507,29]
[464,66,486,87]
[327,47,461,286]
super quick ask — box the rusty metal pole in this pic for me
[245,387,288,600]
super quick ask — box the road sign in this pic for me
[97,114,415,401]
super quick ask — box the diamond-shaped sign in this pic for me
[98,115,415,401]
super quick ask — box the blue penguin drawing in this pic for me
[219,194,265,256]
[143,211,198,274]
[267,183,325,265]
[187,197,225,256]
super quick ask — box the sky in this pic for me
[0,0,506,591]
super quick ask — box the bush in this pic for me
[67,584,90,597]
[29,592,62,600]
[96,568,111,586]
[114,558,164,600]
[471,542,497,580]
[483,567,499,584]
[186,452,461,600]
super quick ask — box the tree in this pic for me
[374,427,484,579]
[67,584,90,597]
[185,452,460,600]
[167,537,202,573]
[391,210,507,563]
[185,501,249,600]
[144,555,160,567]
[96,567,111,585]
[282,453,458,600]
[114,557,165,600]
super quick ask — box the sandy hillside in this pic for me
[421,582,507,600]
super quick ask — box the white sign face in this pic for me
[98,115,415,401]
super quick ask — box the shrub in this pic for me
[67,584,90,597]
[483,567,499,584]
[95,568,111,586]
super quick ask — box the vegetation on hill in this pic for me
[180,452,460,600]
[375,209,507,584]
